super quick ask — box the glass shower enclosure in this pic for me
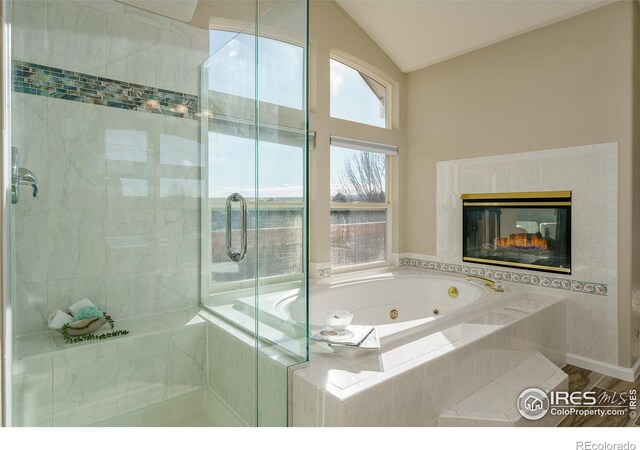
[2,0,308,427]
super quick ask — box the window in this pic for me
[330,58,388,128]
[330,137,396,269]
[209,30,304,110]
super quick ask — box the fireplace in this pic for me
[461,191,571,274]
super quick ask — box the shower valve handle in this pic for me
[11,147,40,204]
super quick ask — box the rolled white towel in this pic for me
[69,298,94,317]
[47,310,74,330]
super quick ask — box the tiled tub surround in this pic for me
[429,143,619,367]
[292,292,566,426]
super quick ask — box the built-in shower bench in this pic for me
[13,308,215,426]
[13,306,296,427]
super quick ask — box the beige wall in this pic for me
[632,0,640,367]
[308,0,406,265]
[403,1,638,368]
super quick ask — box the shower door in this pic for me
[202,0,309,427]
[3,0,307,427]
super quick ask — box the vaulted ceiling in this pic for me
[335,0,614,73]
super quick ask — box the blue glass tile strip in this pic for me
[12,60,198,120]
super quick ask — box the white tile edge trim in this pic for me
[310,262,331,279]
[566,353,640,382]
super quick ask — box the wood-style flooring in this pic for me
[557,365,639,427]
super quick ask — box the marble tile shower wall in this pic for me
[12,0,208,336]
[13,0,207,95]
[432,143,618,365]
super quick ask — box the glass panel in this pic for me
[203,0,308,428]
[330,58,387,128]
[330,209,387,267]
[330,145,387,203]
[202,20,259,426]
[256,0,308,427]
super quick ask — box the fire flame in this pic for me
[496,233,549,250]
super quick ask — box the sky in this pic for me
[207,30,386,200]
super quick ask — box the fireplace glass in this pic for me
[462,192,571,274]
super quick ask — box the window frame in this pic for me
[329,144,393,273]
[329,51,394,130]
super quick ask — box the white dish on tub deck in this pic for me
[322,310,354,331]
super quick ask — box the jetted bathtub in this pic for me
[276,269,508,344]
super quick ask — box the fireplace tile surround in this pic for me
[434,143,618,366]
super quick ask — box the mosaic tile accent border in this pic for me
[399,257,608,296]
[13,60,198,119]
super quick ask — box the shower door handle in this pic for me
[11,146,40,204]
[225,193,247,262]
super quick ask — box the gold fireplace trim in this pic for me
[463,257,572,274]
[460,191,571,201]
[463,201,571,207]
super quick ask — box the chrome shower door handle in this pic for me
[225,193,248,262]
[11,146,40,204]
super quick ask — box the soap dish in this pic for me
[55,315,108,336]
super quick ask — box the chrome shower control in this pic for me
[11,147,40,204]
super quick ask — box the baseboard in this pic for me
[566,353,639,382]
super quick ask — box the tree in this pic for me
[332,192,348,203]
[338,151,385,203]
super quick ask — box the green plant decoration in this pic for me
[61,312,129,344]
